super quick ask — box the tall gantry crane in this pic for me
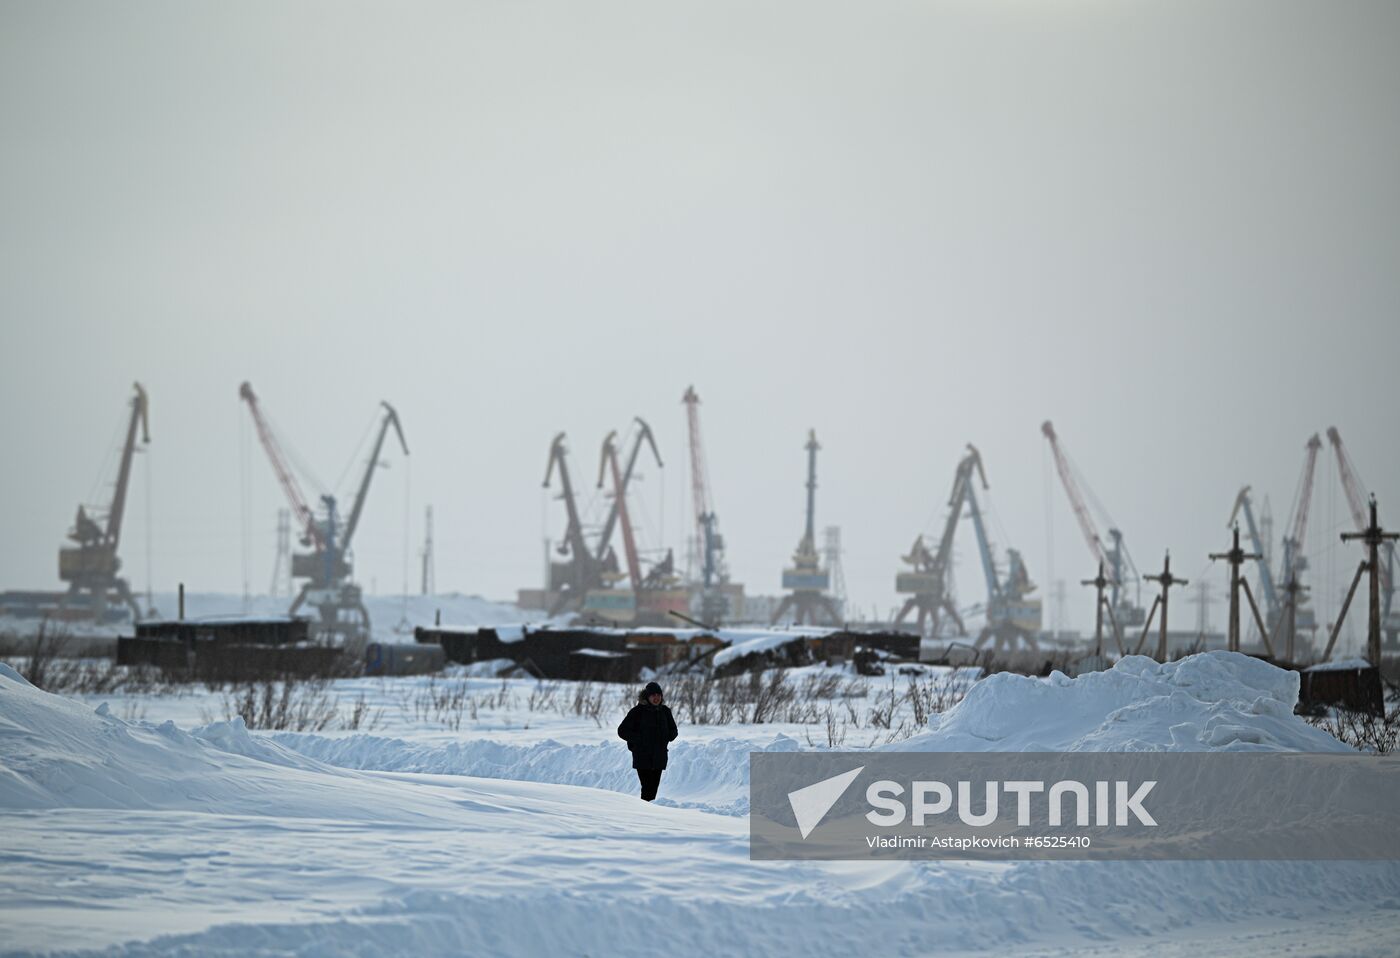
[542,422,661,618]
[592,419,662,581]
[1041,421,1145,628]
[963,463,1042,652]
[586,430,687,625]
[239,382,408,648]
[683,386,728,624]
[894,445,983,635]
[772,430,841,626]
[1327,427,1397,645]
[894,445,1040,647]
[58,383,150,621]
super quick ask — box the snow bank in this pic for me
[268,730,802,816]
[890,652,1348,753]
[0,663,438,822]
[267,653,1343,821]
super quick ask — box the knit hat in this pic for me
[642,681,664,700]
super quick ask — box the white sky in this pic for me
[2,1,1397,649]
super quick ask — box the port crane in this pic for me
[1041,421,1145,629]
[771,431,841,626]
[58,383,150,622]
[587,431,686,625]
[964,472,1042,652]
[240,382,408,648]
[592,419,663,583]
[683,386,728,625]
[542,432,602,615]
[542,422,661,617]
[894,446,983,635]
[895,445,1040,648]
[1327,427,1397,646]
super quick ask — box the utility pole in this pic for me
[1191,580,1212,638]
[1081,561,1124,657]
[1323,496,1399,665]
[1135,552,1188,660]
[1211,525,1272,656]
[1275,573,1307,663]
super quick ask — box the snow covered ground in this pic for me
[3,653,1399,956]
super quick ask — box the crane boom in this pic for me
[594,418,661,562]
[1228,486,1279,616]
[1326,427,1370,534]
[598,431,643,592]
[341,401,409,551]
[1286,435,1321,551]
[543,432,592,565]
[1278,433,1322,590]
[964,482,1001,601]
[1041,421,1113,579]
[683,386,726,590]
[239,382,322,549]
[933,446,983,569]
[1327,426,1393,601]
[104,383,150,553]
[683,387,710,522]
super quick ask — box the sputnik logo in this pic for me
[787,766,864,839]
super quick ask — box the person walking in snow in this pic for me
[617,681,678,801]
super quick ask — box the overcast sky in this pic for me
[2,1,1397,650]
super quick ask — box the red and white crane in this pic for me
[1041,421,1143,625]
[239,381,408,647]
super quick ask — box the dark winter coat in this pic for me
[617,697,679,771]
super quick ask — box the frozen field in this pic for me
[3,651,1399,957]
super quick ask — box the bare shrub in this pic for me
[340,692,384,732]
[412,676,471,731]
[1309,706,1400,754]
[221,678,338,732]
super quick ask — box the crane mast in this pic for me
[683,386,728,623]
[771,430,840,626]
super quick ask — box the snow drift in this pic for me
[891,651,1347,754]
